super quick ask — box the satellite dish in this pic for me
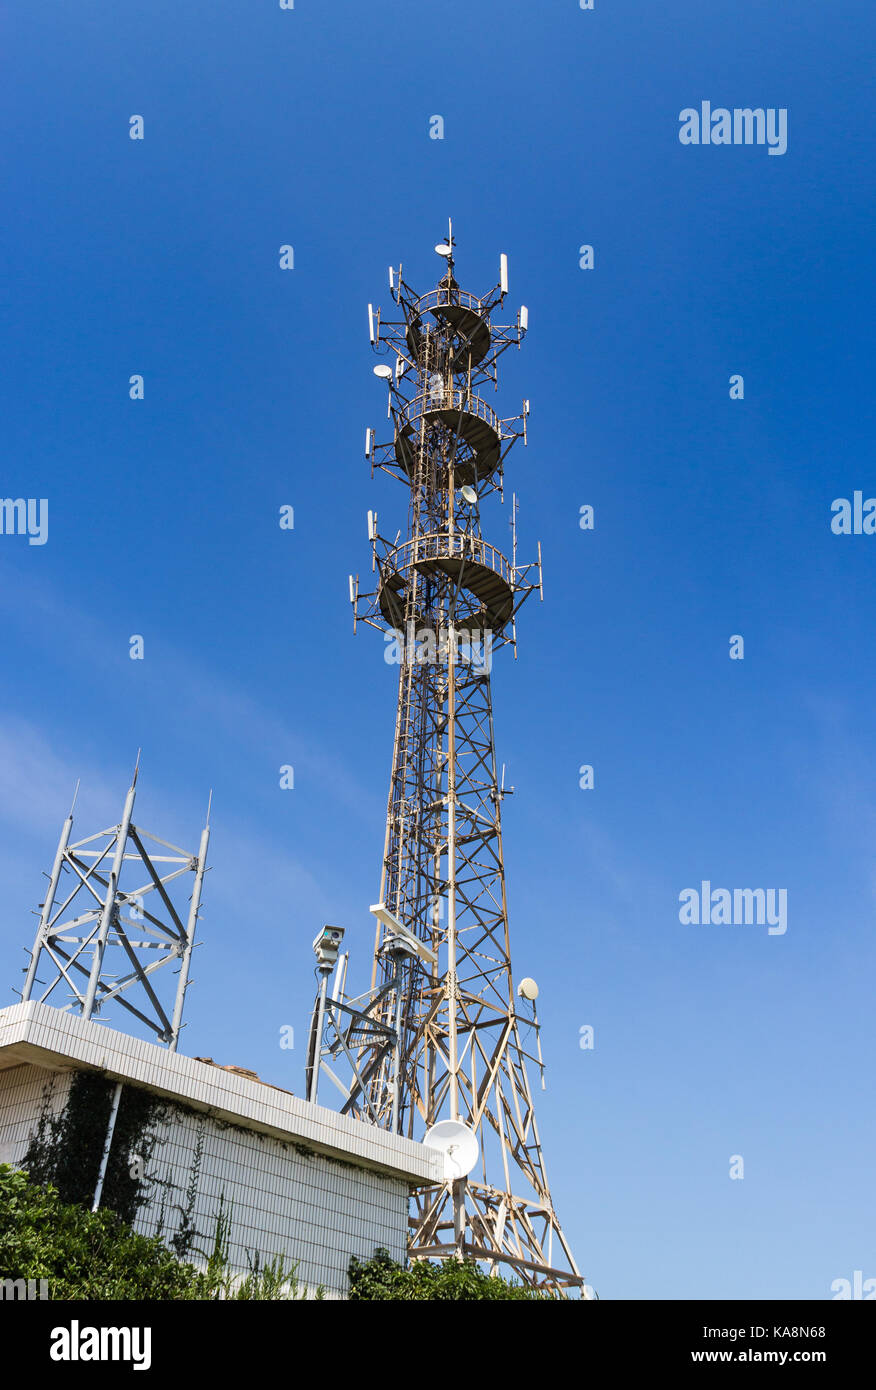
[459,485,478,506]
[424,1120,479,1180]
[373,364,393,380]
[517,977,539,1001]
[435,243,452,257]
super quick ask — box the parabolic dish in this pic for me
[423,1119,480,1180]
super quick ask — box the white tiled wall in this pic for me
[131,1098,410,1297]
[0,1061,409,1299]
[0,1062,71,1167]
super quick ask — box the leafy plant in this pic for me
[348,1246,547,1300]
[0,1165,322,1300]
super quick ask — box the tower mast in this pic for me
[328,231,584,1296]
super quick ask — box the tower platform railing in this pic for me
[400,388,502,433]
[383,530,512,588]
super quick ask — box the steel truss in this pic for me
[19,765,210,1049]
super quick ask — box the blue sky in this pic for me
[2,0,875,1299]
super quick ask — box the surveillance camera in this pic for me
[379,933,420,961]
[312,924,345,967]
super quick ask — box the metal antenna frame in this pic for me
[19,766,211,1049]
[324,234,586,1297]
[307,936,419,1133]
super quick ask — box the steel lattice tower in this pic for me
[317,230,585,1296]
[19,764,210,1050]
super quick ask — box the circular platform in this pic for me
[405,286,492,369]
[378,531,514,636]
[394,390,503,485]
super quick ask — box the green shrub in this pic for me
[0,1164,319,1300]
[348,1246,547,1300]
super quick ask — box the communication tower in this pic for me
[311,226,586,1297]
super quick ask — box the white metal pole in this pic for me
[83,778,137,1022]
[168,819,210,1050]
[22,805,74,1002]
[91,1081,123,1211]
[390,965,405,1134]
[309,972,330,1105]
[446,621,459,1123]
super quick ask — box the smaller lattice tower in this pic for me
[18,760,210,1049]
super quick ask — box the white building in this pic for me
[0,1001,442,1298]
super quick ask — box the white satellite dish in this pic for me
[424,1120,479,1180]
[517,977,539,1001]
[373,364,392,380]
[459,484,478,505]
[435,243,452,257]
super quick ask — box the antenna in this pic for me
[499,253,509,295]
[519,304,529,334]
[367,509,377,541]
[373,363,392,380]
[369,902,437,965]
[368,303,376,344]
[423,1120,479,1181]
[365,426,373,459]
